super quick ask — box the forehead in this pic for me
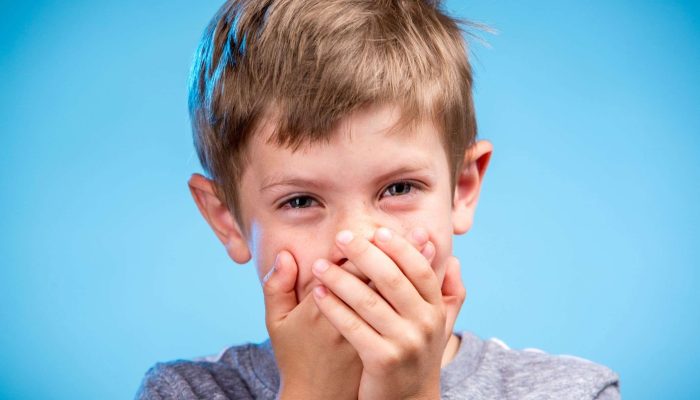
[244,104,447,184]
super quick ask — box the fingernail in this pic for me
[375,227,392,242]
[313,285,328,298]
[312,259,330,274]
[336,230,354,245]
[412,228,428,244]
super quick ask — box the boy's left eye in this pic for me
[382,181,414,197]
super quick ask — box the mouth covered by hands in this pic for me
[313,226,465,400]
[262,227,465,400]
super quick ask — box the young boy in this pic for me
[138,0,620,399]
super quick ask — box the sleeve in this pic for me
[135,361,256,400]
[135,363,181,400]
[595,383,621,400]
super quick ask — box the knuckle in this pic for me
[416,265,435,281]
[343,315,363,333]
[401,330,423,356]
[416,312,437,334]
[453,284,467,304]
[386,272,404,290]
[360,290,380,310]
[375,346,402,369]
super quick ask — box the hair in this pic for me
[189,0,480,233]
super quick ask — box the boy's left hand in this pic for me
[311,227,466,400]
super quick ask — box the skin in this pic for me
[188,103,492,399]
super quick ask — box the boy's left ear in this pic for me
[452,140,493,235]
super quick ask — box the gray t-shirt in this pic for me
[136,331,620,399]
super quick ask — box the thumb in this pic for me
[262,250,299,327]
[441,256,466,341]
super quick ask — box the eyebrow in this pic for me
[259,162,434,193]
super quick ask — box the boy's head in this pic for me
[187,0,492,299]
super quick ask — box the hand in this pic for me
[263,250,362,400]
[310,227,466,400]
[262,233,440,400]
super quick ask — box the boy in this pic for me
[138,0,620,398]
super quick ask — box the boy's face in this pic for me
[236,104,461,301]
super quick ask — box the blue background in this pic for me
[1,1,698,398]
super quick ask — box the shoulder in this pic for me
[135,341,279,400]
[485,337,620,399]
[442,332,620,400]
[135,360,241,400]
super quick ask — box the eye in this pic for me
[382,181,414,197]
[283,195,317,209]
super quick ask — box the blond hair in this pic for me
[189,0,479,231]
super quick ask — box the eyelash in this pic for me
[279,181,419,210]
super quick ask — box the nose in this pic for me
[328,204,386,272]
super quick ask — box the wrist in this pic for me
[278,383,359,400]
[277,383,348,400]
[276,386,308,400]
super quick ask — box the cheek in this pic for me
[251,222,325,298]
[247,224,267,282]
[250,222,295,282]
[420,203,454,285]
[430,230,452,285]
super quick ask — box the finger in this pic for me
[335,230,421,315]
[366,235,433,293]
[262,250,299,326]
[372,227,441,305]
[312,284,385,362]
[441,256,466,341]
[311,258,403,336]
[294,285,324,319]
[404,227,433,261]
[421,240,436,263]
[345,236,433,285]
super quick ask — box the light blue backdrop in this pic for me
[1,1,698,399]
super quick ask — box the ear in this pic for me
[452,140,493,235]
[188,173,252,264]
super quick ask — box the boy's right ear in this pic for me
[187,173,252,264]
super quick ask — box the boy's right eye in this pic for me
[282,195,317,209]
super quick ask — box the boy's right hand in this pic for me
[262,234,436,400]
[263,250,362,400]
